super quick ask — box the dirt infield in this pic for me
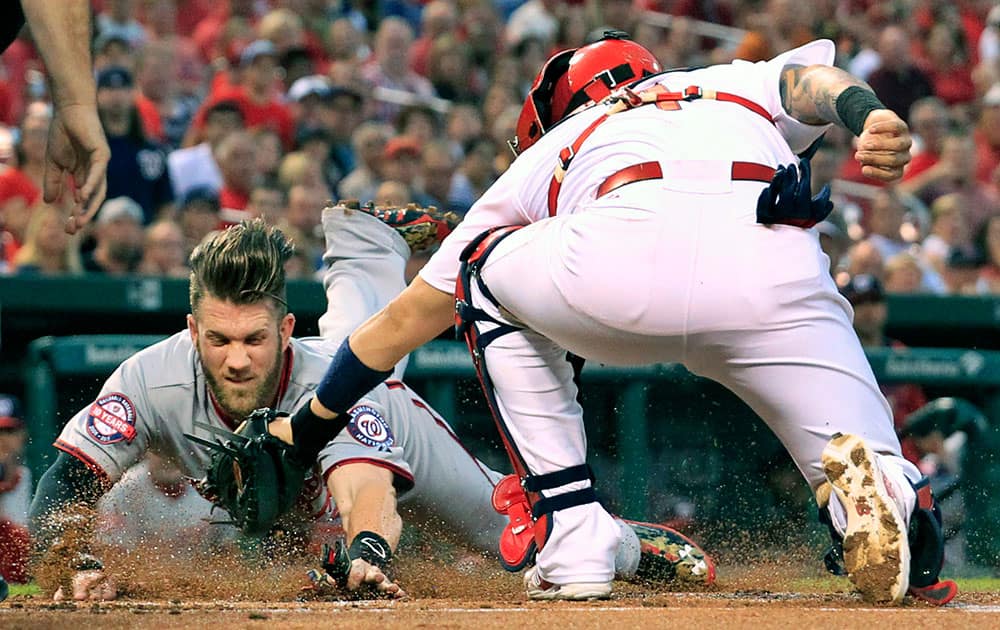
[4,590,1000,630]
[5,560,1000,630]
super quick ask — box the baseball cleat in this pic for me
[822,433,910,604]
[624,520,716,585]
[338,199,460,252]
[523,566,612,601]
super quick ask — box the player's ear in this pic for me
[187,313,199,345]
[279,313,295,350]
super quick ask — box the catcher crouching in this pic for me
[29,210,713,600]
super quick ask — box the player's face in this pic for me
[188,296,295,420]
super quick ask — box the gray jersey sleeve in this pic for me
[54,355,157,483]
[316,396,415,492]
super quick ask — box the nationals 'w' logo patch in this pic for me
[346,405,394,451]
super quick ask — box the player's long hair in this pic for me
[189,219,294,318]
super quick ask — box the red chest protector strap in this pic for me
[547,84,776,216]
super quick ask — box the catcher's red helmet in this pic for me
[510,31,661,155]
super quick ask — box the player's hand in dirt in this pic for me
[344,557,406,598]
[304,557,407,600]
[854,109,911,183]
[53,569,117,601]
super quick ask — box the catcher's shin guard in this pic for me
[457,226,598,571]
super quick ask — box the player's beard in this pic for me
[201,345,283,420]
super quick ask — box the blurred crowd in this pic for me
[0,0,995,291]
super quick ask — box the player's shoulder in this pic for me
[118,331,198,390]
[286,337,341,388]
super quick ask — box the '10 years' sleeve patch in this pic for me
[86,393,137,444]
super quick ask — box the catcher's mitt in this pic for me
[185,408,310,536]
[339,199,460,251]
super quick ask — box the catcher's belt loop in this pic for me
[522,463,594,492]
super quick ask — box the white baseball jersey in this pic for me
[55,208,506,550]
[420,40,836,294]
[418,40,923,585]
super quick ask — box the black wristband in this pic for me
[349,530,393,571]
[315,339,393,415]
[289,403,349,465]
[835,86,886,137]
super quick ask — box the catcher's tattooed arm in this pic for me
[779,64,911,182]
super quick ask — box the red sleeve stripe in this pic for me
[53,440,112,484]
[409,398,498,487]
[322,457,416,492]
[385,380,405,390]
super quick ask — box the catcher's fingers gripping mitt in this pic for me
[185,408,311,536]
[339,199,461,251]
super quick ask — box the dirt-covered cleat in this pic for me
[342,200,461,252]
[822,433,910,604]
[624,519,716,585]
[523,565,612,601]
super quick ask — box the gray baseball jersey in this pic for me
[55,208,506,550]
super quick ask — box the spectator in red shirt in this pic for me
[867,25,935,121]
[192,0,257,63]
[921,22,976,106]
[0,395,31,585]
[360,17,436,124]
[975,83,1000,184]
[0,159,41,267]
[173,0,214,39]
[410,0,459,77]
[214,130,257,227]
[190,39,295,149]
[14,102,50,194]
[133,41,173,144]
[902,97,950,184]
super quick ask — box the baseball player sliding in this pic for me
[29,212,712,600]
[269,34,956,605]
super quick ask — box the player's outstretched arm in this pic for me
[272,278,455,455]
[779,64,911,182]
[322,463,406,598]
[29,453,117,601]
[20,0,110,233]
